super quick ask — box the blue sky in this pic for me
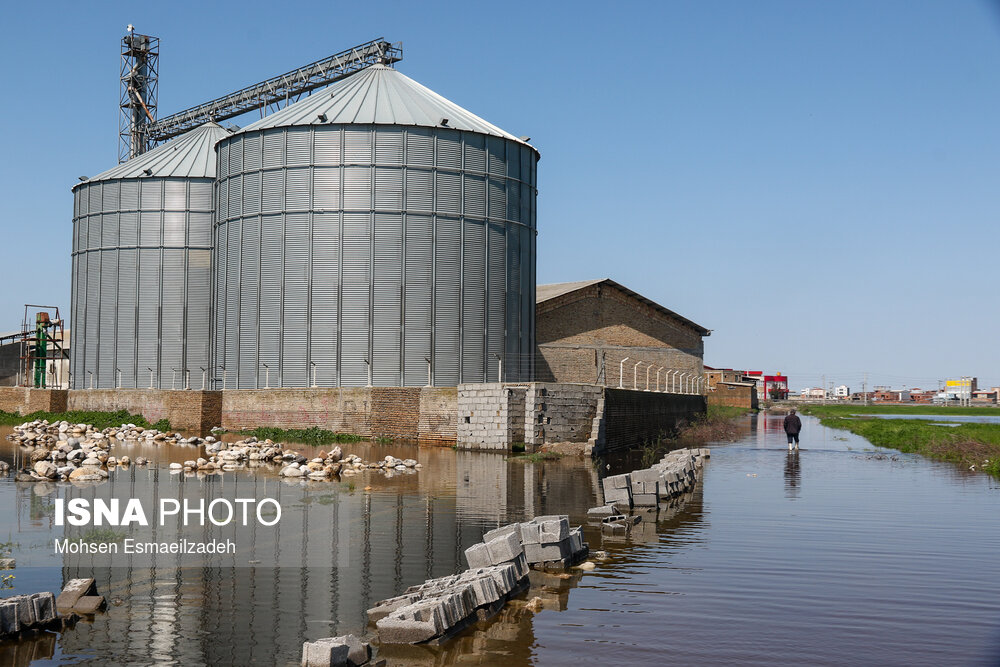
[1,0,997,391]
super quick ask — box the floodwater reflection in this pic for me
[3,415,1000,665]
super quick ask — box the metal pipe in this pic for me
[680,373,687,394]
[147,367,154,389]
[116,367,121,389]
[311,362,317,388]
[633,360,642,390]
[88,370,93,390]
[263,364,270,389]
[425,357,432,387]
[171,368,177,391]
[200,367,207,390]
[365,358,371,387]
[619,357,630,389]
[656,367,663,392]
[645,364,652,391]
[493,354,502,383]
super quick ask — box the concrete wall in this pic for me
[457,382,704,454]
[457,384,527,451]
[535,283,704,386]
[523,383,603,447]
[708,383,758,410]
[601,389,706,454]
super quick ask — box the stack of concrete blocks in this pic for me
[628,468,662,507]
[516,516,588,571]
[369,560,526,645]
[0,592,58,639]
[600,473,633,509]
[593,449,711,523]
[301,634,373,667]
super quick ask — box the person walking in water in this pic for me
[784,409,802,450]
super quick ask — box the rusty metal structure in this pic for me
[0,305,69,388]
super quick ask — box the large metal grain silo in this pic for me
[212,65,538,389]
[71,122,230,389]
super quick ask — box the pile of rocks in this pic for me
[198,438,421,482]
[6,420,153,483]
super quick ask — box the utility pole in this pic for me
[863,372,868,406]
[822,374,826,405]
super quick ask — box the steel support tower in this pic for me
[119,27,159,163]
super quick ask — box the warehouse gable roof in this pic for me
[237,65,537,153]
[537,278,711,336]
[77,122,231,185]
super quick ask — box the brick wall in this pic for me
[1,387,455,441]
[0,388,68,414]
[536,283,704,387]
[67,389,222,433]
[707,383,758,410]
[222,387,457,444]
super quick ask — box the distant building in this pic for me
[535,279,710,388]
[801,387,825,399]
[874,389,911,402]
[704,366,749,390]
[834,385,850,398]
[972,389,998,404]
[764,374,789,400]
[944,378,977,401]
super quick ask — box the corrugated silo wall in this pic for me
[70,178,213,389]
[212,125,537,389]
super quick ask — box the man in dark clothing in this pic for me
[783,409,802,450]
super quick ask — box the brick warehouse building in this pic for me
[534,279,709,389]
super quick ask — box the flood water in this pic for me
[2,414,999,666]
[858,413,1000,424]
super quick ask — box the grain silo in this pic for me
[212,65,538,389]
[71,122,230,389]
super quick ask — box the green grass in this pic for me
[804,403,1000,417]
[801,405,1000,476]
[227,426,363,446]
[0,409,169,431]
[510,442,526,453]
[706,404,753,420]
[508,452,562,463]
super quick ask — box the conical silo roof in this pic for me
[238,65,536,153]
[79,122,232,184]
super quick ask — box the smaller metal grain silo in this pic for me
[70,122,230,389]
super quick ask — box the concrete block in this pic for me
[7,595,35,629]
[587,505,617,518]
[74,595,106,614]
[525,540,572,563]
[464,542,492,569]
[31,592,56,624]
[518,521,541,545]
[569,527,584,554]
[483,523,521,544]
[56,578,96,610]
[0,602,19,636]
[376,616,439,644]
[630,468,662,482]
[485,530,523,564]
[301,638,351,667]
